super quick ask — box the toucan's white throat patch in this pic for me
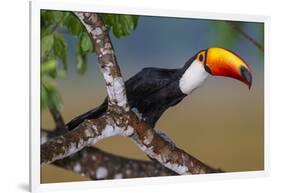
[179,60,209,95]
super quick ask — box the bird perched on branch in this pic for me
[66,47,252,129]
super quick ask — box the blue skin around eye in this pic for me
[199,54,204,62]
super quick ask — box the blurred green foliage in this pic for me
[101,14,139,38]
[212,22,244,48]
[40,10,139,112]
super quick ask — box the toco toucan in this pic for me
[66,47,252,129]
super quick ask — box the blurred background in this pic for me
[41,11,264,183]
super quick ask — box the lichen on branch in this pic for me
[41,115,133,165]
[42,129,176,179]
[55,146,177,180]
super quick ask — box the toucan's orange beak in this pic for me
[204,48,252,89]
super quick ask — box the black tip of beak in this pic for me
[248,80,252,90]
[240,66,252,89]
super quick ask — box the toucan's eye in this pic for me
[199,54,204,62]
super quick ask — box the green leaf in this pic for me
[76,38,87,75]
[41,77,62,112]
[51,11,64,23]
[119,16,130,36]
[57,70,67,77]
[101,14,115,27]
[41,59,57,75]
[101,14,139,38]
[42,76,55,91]
[63,13,84,36]
[42,10,63,23]
[41,84,48,111]
[41,10,65,36]
[212,21,242,49]
[73,32,93,75]
[41,34,54,56]
[124,15,134,30]
[48,87,62,111]
[100,14,109,26]
[112,16,122,38]
[132,15,139,30]
[53,32,67,68]
[80,32,93,53]
[76,53,87,75]
[41,10,53,29]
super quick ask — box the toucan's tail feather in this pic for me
[66,100,108,131]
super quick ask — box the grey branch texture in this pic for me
[42,130,176,179]
[40,12,222,175]
[55,147,177,180]
[74,12,129,112]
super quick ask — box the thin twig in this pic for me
[227,21,264,52]
[49,108,67,134]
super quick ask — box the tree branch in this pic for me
[41,114,134,165]
[41,129,176,179]
[55,147,176,180]
[74,12,129,112]
[227,21,264,52]
[41,115,109,165]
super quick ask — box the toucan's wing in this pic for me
[125,67,179,127]
[125,67,178,100]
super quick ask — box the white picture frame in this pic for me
[30,0,270,192]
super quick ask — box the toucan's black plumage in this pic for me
[66,55,196,130]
